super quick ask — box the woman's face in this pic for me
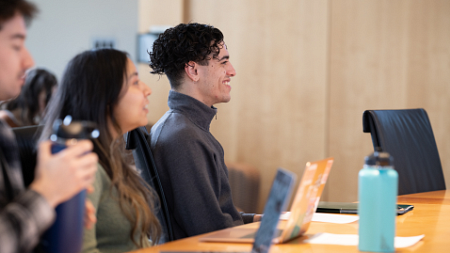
[38,85,57,117]
[113,58,151,135]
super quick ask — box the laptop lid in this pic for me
[199,157,333,244]
[252,168,296,253]
[160,170,296,253]
[276,157,333,243]
[198,168,296,244]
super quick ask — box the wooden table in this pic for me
[397,190,450,205]
[131,190,450,253]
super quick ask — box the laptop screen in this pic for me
[252,168,296,253]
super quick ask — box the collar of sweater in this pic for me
[167,90,217,131]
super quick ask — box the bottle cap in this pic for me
[51,115,99,141]
[364,147,393,166]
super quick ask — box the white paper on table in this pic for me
[279,212,291,220]
[312,213,359,224]
[279,212,359,224]
[305,233,425,248]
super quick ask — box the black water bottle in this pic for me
[41,116,99,253]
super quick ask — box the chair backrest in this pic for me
[12,125,43,187]
[125,127,174,243]
[362,108,446,195]
[12,125,47,253]
[226,162,260,213]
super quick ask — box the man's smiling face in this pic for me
[195,42,236,107]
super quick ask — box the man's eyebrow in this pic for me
[217,55,229,61]
[11,33,26,40]
[11,34,26,40]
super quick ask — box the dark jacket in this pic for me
[150,91,244,240]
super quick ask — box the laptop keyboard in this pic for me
[240,229,283,239]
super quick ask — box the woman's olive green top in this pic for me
[82,164,151,253]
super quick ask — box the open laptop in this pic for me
[199,157,334,244]
[164,167,297,253]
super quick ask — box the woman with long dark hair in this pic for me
[0,68,57,127]
[40,49,161,252]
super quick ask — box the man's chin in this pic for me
[0,92,20,101]
[218,98,231,104]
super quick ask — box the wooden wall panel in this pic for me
[138,0,184,125]
[404,0,450,189]
[327,0,450,202]
[187,0,329,211]
[327,0,409,202]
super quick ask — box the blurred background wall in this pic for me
[27,0,138,80]
[27,0,450,213]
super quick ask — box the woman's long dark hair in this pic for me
[6,68,57,125]
[40,49,161,246]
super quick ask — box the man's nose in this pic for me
[23,47,34,70]
[227,62,236,77]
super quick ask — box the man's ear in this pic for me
[184,61,199,82]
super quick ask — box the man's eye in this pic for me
[13,45,22,51]
[222,61,228,65]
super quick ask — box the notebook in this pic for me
[199,157,334,244]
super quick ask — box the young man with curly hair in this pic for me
[149,23,262,240]
[149,23,260,240]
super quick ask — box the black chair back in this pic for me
[125,127,174,243]
[12,125,46,253]
[363,108,446,195]
[12,125,43,187]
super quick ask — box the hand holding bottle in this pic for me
[30,140,98,207]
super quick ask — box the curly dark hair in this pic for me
[149,23,224,89]
[0,0,37,29]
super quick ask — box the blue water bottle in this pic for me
[358,149,398,252]
[41,116,99,253]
